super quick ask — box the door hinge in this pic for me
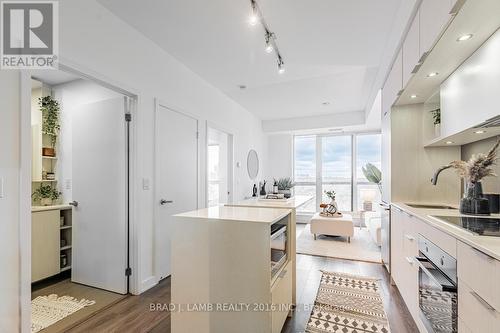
[125,113,132,122]
[125,267,132,276]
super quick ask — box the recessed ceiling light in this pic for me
[427,72,439,77]
[474,130,486,134]
[457,34,473,42]
[410,94,418,99]
[445,141,454,145]
[238,85,247,90]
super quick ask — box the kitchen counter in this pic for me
[228,195,313,209]
[32,204,72,212]
[392,202,500,260]
[174,205,291,224]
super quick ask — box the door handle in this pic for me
[160,199,173,205]
[69,201,79,207]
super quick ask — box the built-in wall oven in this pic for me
[271,221,287,278]
[414,235,457,333]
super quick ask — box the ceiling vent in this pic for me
[475,115,500,128]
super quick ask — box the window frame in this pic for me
[293,131,381,213]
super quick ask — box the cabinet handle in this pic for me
[470,291,497,312]
[405,234,415,241]
[405,257,414,265]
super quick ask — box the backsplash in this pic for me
[461,136,500,194]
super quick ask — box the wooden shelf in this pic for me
[60,266,71,272]
[32,179,57,183]
[60,225,72,230]
[60,245,72,250]
[42,156,57,160]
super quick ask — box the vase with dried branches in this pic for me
[431,138,500,215]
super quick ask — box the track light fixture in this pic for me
[249,0,286,74]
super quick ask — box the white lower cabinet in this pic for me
[458,282,500,333]
[271,262,292,333]
[32,210,60,282]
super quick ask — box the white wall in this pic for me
[0,71,21,332]
[265,134,293,182]
[1,0,267,329]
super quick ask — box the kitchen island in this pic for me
[226,195,313,305]
[171,206,293,333]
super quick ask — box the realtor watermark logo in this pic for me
[1,1,58,69]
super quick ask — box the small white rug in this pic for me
[31,294,96,333]
[297,224,381,263]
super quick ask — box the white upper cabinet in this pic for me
[441,30,500,138]
[402,10,420,88]
[420,0,453,56]
[382,49,403,113]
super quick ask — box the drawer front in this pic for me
[403,212,418,258]
[458,281,500,333]
[271,262,292,333]
[418,218,457,257]
[457,241,500,311]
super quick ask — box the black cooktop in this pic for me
[432,216,500,237]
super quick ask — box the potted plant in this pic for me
[39,96,61,156]
[32,184,61,206]
[430,108,441,137]
[362,163,382,194]
[275,177,295,198]
[431,138,499,215]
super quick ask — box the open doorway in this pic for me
[206,125,234,207]
[29,69,135,332]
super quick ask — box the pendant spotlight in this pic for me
[249,0,286,74]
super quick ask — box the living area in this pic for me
[267,131,383,263]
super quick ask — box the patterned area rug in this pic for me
[306,271,390,333]
[31,294,96,333]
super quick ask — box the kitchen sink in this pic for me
[405,203,457,210]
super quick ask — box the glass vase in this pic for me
[459,181,490,215]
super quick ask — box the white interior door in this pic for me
[155,105,198,280]
[207,126,233,206]
[72,97,128,294]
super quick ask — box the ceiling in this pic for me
[98,0,404,121]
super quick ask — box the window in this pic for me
[294,133,381,213]
[294,136,316,213]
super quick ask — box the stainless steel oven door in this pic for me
[414,256,458,333]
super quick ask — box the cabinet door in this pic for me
[390,208,404,285]
[402,10,420,88]
[382,49,403,110]
[420,0,452,55]
[32,210,60,282]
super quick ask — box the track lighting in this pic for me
[277,57,285,74]
[248,0,286,73]
[265,32,274,53]
[249,1,259,26]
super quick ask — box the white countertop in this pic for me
[174,206,291,224]
[227,195,314,210]
[32,204,72,212]
[392,202,500,260]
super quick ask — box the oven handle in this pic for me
[414,256,457,293]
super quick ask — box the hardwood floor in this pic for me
[68,254,417,333]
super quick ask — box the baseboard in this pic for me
[138,276,158,294]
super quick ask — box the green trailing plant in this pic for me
[324,190,336,201]
[39,96,61,148]
[362,163,382,193]
[32,184,61,201]
[275,177,295,190]
[430,108,441,125]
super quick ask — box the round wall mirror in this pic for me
[247,149,259,180]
